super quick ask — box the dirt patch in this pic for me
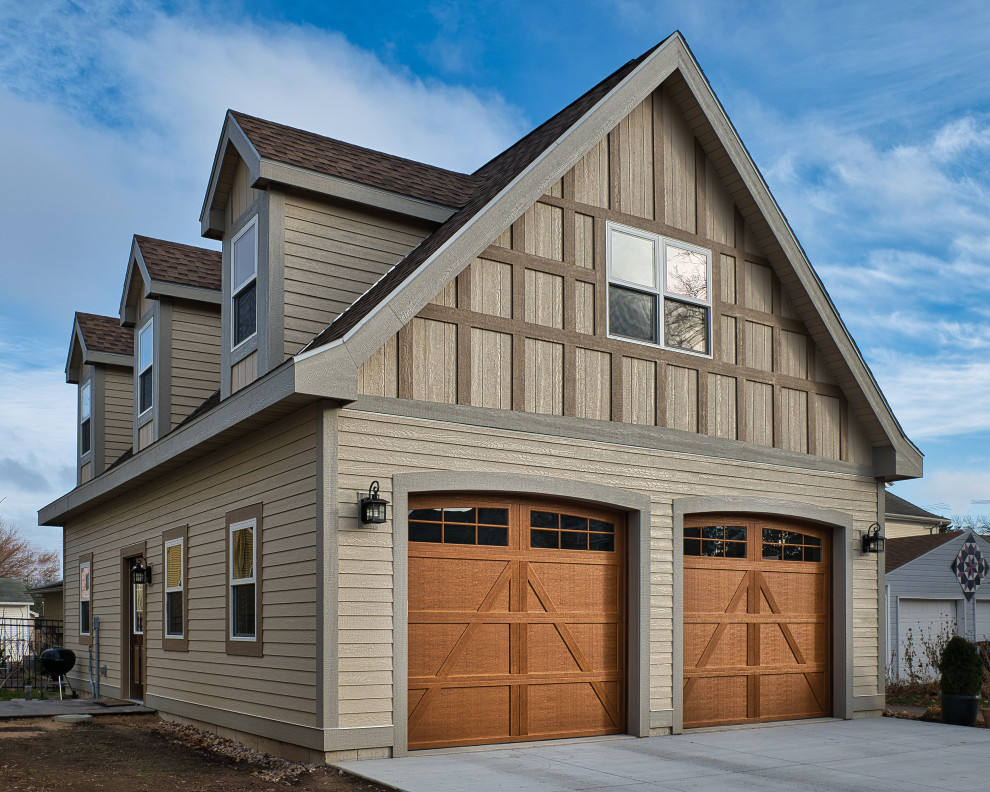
[0,715,396,791]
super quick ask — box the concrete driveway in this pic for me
[338,718,990,792]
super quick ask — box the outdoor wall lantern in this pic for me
[131,560,153,586]
[861,522,885,554]
[360,480,389,525]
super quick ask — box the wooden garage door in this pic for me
[408,495,625,750]
[683,514,830,728]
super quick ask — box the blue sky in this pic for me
[2,0,990,554]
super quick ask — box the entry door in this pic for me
[683,515,831,728]
[129,557,145,701]
[407,495,626,750]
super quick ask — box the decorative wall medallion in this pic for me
[951,534,990,601]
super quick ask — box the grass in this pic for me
[0,687,44,701]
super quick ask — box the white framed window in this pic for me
[80,560,91,635]
[164,537,184,638]
[229,518,256,640]
[231,217,258,350]
[137,318,154,415]
[80,380,92,456]
[606,222,712,357]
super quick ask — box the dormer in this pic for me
[65,313,134,484]
[199,111,470,398]
[119,236,222,451]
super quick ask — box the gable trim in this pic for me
[200,114,263,239]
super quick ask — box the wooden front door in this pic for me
[128,557,145,701]
[408,496,625,750]
[683,515,830,728]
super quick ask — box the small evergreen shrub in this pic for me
[939,636,983,695]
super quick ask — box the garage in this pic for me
[683,514,830,728]
[897,599,957,678]
[407,495,626,749]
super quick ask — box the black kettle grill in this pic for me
[39,648,76,700]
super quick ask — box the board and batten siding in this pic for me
[354,80,875,468]
[282,195,433,358]
[334,407,881,733]
[62,406,319,727]
[104,366,134,469]
[169,303,221,429]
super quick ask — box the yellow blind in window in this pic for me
[166,543,183,588]
[232,526,254,580]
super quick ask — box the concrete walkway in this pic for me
[338,718,990,792]
[0,697,154,719]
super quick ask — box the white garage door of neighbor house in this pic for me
[975,601,990,642]
[897,599,957,681]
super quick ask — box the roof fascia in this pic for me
[65,317,85,383]
[119,238,151,325]
[672,42,922,480]
[294,36,686,388]
[85,350,134,368]
[146,279,222,305]
[886,512,951,526]
[200,113,263,239]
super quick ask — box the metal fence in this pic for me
[0,618,64,691]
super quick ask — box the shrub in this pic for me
[939,636,983,695]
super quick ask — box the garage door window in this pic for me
[683,525,747,558]
[530,510,615,552]
[762,528,822,562]
[409,506,509,546]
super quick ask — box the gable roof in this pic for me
[65,312,134,383]
[0,577,34,605]
[885,491,950,524]
[886,531,964,573]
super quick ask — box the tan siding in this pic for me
[282,195,430,357]
[231,351,258,394]
[780,330,808,379]
[743,261,773,313]
[63,408,318,725]
[622,357,656,426]
[816,394,841,461]
[746,381,774,447]
[571,137,610,208]
[521,202,563,261]
[616,94,654,220]
[719,254,736,305]
[745,321,773,372]
[358,336,398,398]
[230,157,258,223]
[574,281,596,335]
[706,161,735,247]
[780,387,809,453]
[719,316,737,365]
[524,339,563,415]
[170,303,221,428]
[524,269,563,329]
[493,227,512,249]
[103,367,134,468]
[80,462,92,483]
[666,365,698,433]
[708,373,737,440]
[846,410,874,465]
[336,410,882,726]
[574,213,595,269]
[138,421,153,450]
[574,348,611,421]
[429,280,457,308]
[470,258,513,318]
[470,329,512,409]
[411,318,457,404]
[662,89,696,233]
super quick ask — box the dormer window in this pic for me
[80,381,92,456]
[138,319,154,414]
[232,218,258,349]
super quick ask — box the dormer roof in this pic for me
[119,235,222,325]
[65,312,134,383]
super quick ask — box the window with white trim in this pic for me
[231,218,258,349]
[607,222,712,356]
[137,318,154,414]
[230,518,256,639]
[80,561,91,635]
[164,537,184,638]
[80,380,92,456]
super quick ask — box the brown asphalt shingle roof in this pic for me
[134,236,221,291]
[886,491,950,523]
[886,531,963,573]
[300,41,665,353]
[230,112,481,209]
[75,312,132,357]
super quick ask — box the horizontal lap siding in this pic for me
[62,407,319,726]
[336,408,880,728]
[282,196,431,358]
[103,367,134,468]
[170,304,221,429]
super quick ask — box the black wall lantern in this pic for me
[862,522,885,554]
[360,480,389,525]
[131,560,153,586]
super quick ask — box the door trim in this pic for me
[672,496,854,733]
[391,472,652,757]
[120,541,147,702]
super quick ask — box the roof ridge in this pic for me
[134,234,221,255]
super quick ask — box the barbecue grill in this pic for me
[40,647,76,700]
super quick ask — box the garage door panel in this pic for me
[760,672,824,719]
[761,622,825,667]
[411,685,513,747]
[444,623,512,677]
[527,622,620,672]
[529,562,620,613]
[528,681,618,735]
[409,558,510,612]
[684,675,749,725]
[685,622,748,669]
[684,568,748,614]
[897,599,956,680]
[408,623,471,677]
[761,571,826,613]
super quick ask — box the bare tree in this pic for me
[949,515,990,534]
[0,516,61,586]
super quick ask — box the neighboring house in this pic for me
[40,34,923,762]
[885,491,951,539]
[0,578,38,663]
[28,581,64,622]
[886,531,990,680]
